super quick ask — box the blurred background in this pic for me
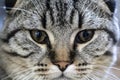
[0,0,120,77]
[0,0,5,30]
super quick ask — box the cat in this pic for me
[0,0,120,80]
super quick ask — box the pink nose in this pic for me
[54,61,70,71]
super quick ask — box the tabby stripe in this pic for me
[59,0,62,12]
[94,51,113,58]
[49,9,54,25]
[103,29,117,44]
[96,29,117,44]
[72,0,78,9]
[46,0,54,25]
[41,13,47,29]
[70,9,75,24]
[104,51,113,56]
[46,0,50,9]
[57,0,68,26]
[2,29,21,43]
[72,0,83,28]
[55,2,60,11]
[73,0,79,3]
[78,14,83,28]
[3,49,34,58]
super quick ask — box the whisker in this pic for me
[4,7,33,15]
[93,64,120,71]
[37,76,43,80]
[87,74,96,80]
[93,71,113,80]
[33,76,41,80]
[20,73,33,80]
[91,75,99,80]
[1,68,32,80]
[104,71,120,80]
[1,67,23,80]
[13,68,31,75]
[23,73,35,80]
[24,73,34,80]
[82,0,93,15]
[81,0,88,12]
[12,71,31,80]
[84,75,92,80]
[93,69,120,80]
[15,71,31,80]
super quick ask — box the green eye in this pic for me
[30,30,47,44]
[75,30,95,43]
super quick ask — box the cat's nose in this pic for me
[54,61,70,71]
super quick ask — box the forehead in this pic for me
[8,0,113,37]
[14,0,111,28]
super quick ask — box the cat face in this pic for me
[0,0,119,80]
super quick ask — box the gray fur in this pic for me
[0,0,120,80]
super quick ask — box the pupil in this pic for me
[83,31,89,39]
[35,31,42,38]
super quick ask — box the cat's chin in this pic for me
[52,75,86,80]
[52,76,71,80]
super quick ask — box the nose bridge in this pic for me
[49,36,74,71]
[52,42,71,71]
[55,42,69,61]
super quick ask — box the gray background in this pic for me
[0,0,5,30]
[116,0,120,28]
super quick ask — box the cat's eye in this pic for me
[30,30,48,44]
[75,30,94,43]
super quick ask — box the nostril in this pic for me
[54,61,70,72]
[56,64,65,71]
[60,67,66,72]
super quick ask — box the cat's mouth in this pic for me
[54,75,71,80]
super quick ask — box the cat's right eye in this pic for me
[30,30,48,44]
[75,29,95,43]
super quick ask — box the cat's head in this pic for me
[0,0,119,80]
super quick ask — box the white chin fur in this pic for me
[47,65,62,80]
[63,64,77,79]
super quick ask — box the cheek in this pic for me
[9,31,34,56]
[93,56,113,66]
[0,53,29,75]
[88,34,112,56]
[77,32,113,57]
[9,31,47,57]
[74,32,113,67]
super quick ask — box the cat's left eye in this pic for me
[30,30,48,44]
[75,29,95,43]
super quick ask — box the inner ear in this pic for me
[104,0,116,12]
[5,0,17,10]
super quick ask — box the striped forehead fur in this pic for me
[4,0,116,32]
[6,0,113,28]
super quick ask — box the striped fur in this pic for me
[0,0,120,80]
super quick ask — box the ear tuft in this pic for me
[104,0,116,12]
[5,0,17,10]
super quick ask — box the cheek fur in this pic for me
[77,31,113,56]
[8,31,47,58]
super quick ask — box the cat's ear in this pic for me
[5,0,17,11]
[104,0,116,13]
[5,0,22,14]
